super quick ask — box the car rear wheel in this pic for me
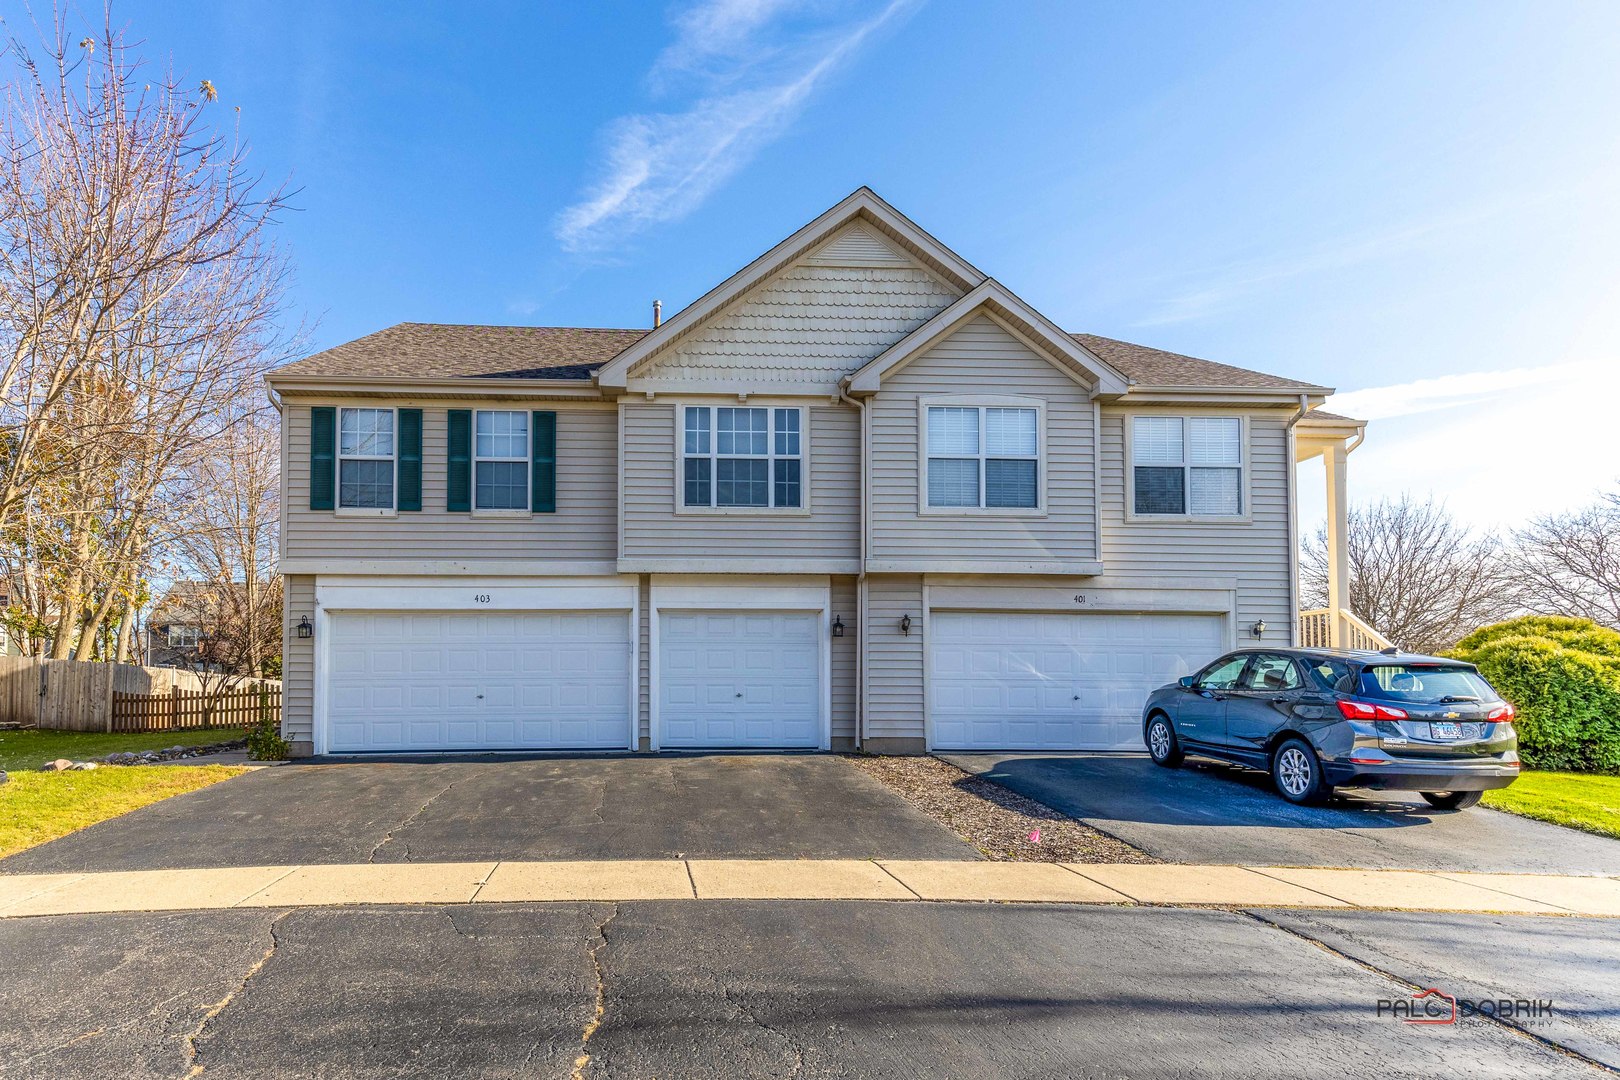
[1420,790,1484,810]
[1272,738,1332,805]
[1146,714,1183,767]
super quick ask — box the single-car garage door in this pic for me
[930,611,1226,750]
[325,611,631,752]
[659,611,821,748]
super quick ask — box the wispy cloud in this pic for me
[1326,361,1588,422]
[556,0,916,253]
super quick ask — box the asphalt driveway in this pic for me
[1,754,980,874]
[944,752,1620,874]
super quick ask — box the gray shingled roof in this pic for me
[271,321,1319,391]
[1069,333,1322,390]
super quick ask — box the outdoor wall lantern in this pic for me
[1251,619,1267,639]
[831,615,845,638]
[297,615,313,640]
[899,613,913,636]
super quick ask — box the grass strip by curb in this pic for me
[0,766,246,860]
[1483,771,1620,841]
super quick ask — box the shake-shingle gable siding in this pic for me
[631,224,961,389]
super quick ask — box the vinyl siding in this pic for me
[830,575,858,744]
[868,315,1098,565]
[1098,406,1294,636]
[636,225,960,388]
[864,575,924,741]
[619,402,860,563]
[282,396,617,564]
[283,575,315,747]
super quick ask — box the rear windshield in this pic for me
[1357,664,1498,705]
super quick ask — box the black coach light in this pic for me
[831,615,845,638]
[297,615,314,640]
[899,613,912,636]
[1251,619,1267,639]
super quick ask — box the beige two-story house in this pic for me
[269,188,1367,758]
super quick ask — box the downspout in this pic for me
[838,380,867,749]
[1285,394,1310,647]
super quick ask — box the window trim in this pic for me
[675,402,811,515]
[335,406,398,516]
[915,395,1047,517]
[471,408,532,515]
[166,625,201,649]
[1123,409,1252,524]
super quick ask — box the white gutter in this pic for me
[838,381,868,749]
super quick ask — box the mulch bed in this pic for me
[845,754,1155,864]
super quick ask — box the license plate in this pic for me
[1430,721,1463,739]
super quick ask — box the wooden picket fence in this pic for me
[111,684,280,734]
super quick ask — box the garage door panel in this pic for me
[659,611,821,749]
[325,611,631,752]
[931,611,1225,751]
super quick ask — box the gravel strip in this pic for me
[846,754,1155,864]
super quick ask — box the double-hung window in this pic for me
[925,405,1039,509]
[474,410,529,510]
[1132,415,1243,516]
[682,406,803,508]
[338,408,395,509]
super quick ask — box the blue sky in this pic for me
[71,1,1620,527]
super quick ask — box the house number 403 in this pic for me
[474,594,492,604]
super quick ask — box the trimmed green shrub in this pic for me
[1449,620,1620,773]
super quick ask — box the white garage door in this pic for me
[930,611,1226,750]
[325,611,631,752]
[659,611,821,748]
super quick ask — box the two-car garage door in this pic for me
[325,612,631,752]
[930,611,1225,751]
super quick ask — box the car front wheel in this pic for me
[1272,738,1332,805]
[1146,714,1183,767]
[1420,790,1484,810]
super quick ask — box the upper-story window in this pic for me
[1132,415,1243,516]
[475,410,529,510]
[681,406,803,509]
[166,625,201,648]
[338,408,395,509]
[926,405,1039,509]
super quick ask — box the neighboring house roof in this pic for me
[1298,408,1362,423]
[270,321,1315,392]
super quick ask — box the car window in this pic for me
[1358,664,1499,704]
[1239,654,1302,692]
[1306,657,1355,693]
[1197,655,1249,691]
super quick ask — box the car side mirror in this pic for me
[1178,676,1196,689]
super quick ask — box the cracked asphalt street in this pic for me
[2,901,1614,1079]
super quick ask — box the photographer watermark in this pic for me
[1377,988,1556,1026]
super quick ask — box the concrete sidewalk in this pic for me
[1,860,1616,919]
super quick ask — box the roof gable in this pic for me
[595,188,987,389]
[845,280,1132,396]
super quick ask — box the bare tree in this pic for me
[0,4,297,659]
[1503,487,1620,629]
[1302,495,1513,654]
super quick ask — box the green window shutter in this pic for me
[397,408,422,511]
[446,409,472,512]
[531,410,556,513]
[309,407,335,511]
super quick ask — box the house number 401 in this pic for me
[1072,594,1087,604]
[474,594,492,604]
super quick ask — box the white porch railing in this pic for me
[1298,608,1395,651]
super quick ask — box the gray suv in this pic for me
[1140,647,1521,808]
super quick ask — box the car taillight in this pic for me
[1487,703,1516,722]
[1336,700,1407,721]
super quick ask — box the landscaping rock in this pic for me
[45,759,73,772]
[94,739,250,767]
[68,761,98,771]
[0,770,8,785]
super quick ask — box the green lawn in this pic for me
[0,728,244,772]
[1483,771,1620,841]
[0,765,245,859]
